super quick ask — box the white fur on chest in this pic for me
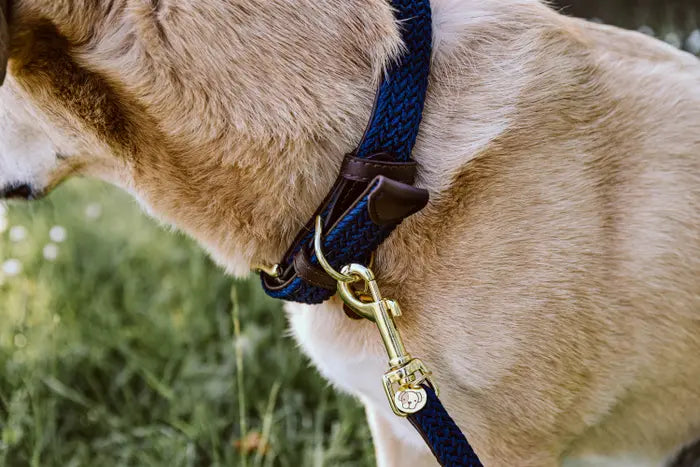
[287,306,672,466]
[286,301,426,447]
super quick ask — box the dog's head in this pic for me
[0,0,399,271]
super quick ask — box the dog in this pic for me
[1,0,698,465]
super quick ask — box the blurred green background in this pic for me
[557,0,698,37]
[0,3,698,467]
[0,181,374,466]
[555,0,699,54]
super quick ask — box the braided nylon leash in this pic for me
[409,386,483,466]
[262,1,484,465]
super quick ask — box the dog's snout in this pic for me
[0,183,36,200]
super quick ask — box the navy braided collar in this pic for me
[258,2,485,465]
[260,0,433,304]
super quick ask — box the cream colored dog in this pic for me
[1,0,699,465]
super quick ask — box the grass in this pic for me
[0,180,375,467]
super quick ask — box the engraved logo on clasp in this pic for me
[394,387,427,414]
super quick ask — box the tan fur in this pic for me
[1,1,699,465]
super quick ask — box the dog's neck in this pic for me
[148,0,544,276]
[63,0,543,276]
[55,0,406,275]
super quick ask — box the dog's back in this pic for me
[376,4,700,464]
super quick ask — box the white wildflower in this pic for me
[43,243,59,261]
[2,259,22,276]
[664,32,682,49]
[85,203,102,220]
[687,30,700,55]
[49,225,67,243]
[9,225,27,242]
[637,25,655,37]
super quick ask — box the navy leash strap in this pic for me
[409,386,483,466]
[259,1,484,465]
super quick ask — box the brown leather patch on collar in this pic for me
[293,247,337,290]
[367,176,429,226]
[340,154,418,185]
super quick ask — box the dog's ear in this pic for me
[0,0,9,85]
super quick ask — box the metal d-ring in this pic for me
[314,216,357,283]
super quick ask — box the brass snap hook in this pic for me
[336,263,384,321]
[314,216,437,417]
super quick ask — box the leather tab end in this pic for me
[368,176,429,226]
[293,248,337,291]
[340,153,418,185]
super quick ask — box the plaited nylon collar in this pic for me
[261,0,433,304]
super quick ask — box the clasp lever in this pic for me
[313,216,436,416]
[337,264,437,416]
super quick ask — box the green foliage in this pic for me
[556,0,698,31]
[0,180,374,467]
